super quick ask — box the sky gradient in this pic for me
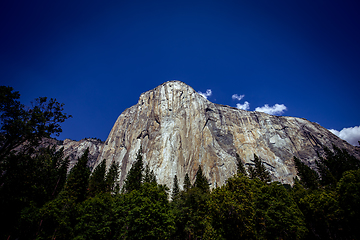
[1,0,359,145]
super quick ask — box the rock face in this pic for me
[57,138,104,170]
[96,81,360,191]
[40,138,103,170]
[14,137,104,171]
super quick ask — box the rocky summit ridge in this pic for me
[38,137,104,171]
[94,80,360,191]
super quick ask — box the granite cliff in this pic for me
[38,138,104,170]
[58,138,104,170]
[95,81,360,191]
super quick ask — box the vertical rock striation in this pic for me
[96,81,360,191]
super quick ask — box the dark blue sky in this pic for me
[1,0,359,143]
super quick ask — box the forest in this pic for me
[1,86,360,240]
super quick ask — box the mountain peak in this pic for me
[137,80,209,116]
[96,81,360,192]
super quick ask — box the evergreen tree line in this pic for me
[1,144,359,239]
[1,86,360,239]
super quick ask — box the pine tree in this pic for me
[194,166,209,193]
[88,159,107,197]
[54,149,70,198]
[32,145,70,201]
[63,148,90,202]
[105,161,119,194]
[248,165,257,180]
[172,175,180,200]
[293,156,319,189]
[123,147,144,193]
[236,153,247,176]
[143,164,156,184]
[184,173,191,192]
[316,145,360,186]
[316,157,336,187]
[249,154,271,183]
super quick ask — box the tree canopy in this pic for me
[0,86,71,159]
[248,154,272,183]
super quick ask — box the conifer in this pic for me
[316,145,360,186]
[194,165,209,193]
[293,156,319,189]
[88,159,107,196]
[172,175,180,200]
[249,154,271,183]
[105,161,119,194]
[236,153,247,176]
[63,148,91,202]
[143,164,156,184]
[123,147,144,192]
[183,173,191,191]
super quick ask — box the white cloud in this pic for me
[236,101,250,110]
[255,104,287,115]
[198,89,212,99]
[232,94,245,101]
[329,126,360,146]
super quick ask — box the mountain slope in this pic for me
[38,138,104,170]
[95,81,360,190]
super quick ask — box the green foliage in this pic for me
[173,187,214,239]
[33,149,91,239]
[194,165,210,193]
[38,198,72,239]
[0,86,71,160]
[114,147,175,239]
[37,154,113,240]
[0,146,69,239]
[293,155,360,239]
[88,159,107,197]
[208,174,307,240]
[114,182,175,239]
[316,145,360,187]
[297,189,343,239]
[1,94,359,240]
[291,178,307,204]
[172,175,180,200]
[248,154,271,183]
[336,169,360,239]
[316,158,337,187]
[253,180,307,240]
[105,160,120,194]
[208,174,256,239]
[248,163,257,180]
[123,147,144,193]
[236,153,247,176]
[171,168,214,239]
[143,163,156,184]
[63,148,91,203]
[0,86,72,239]
[183,173,191,191]
[293,156,319,189]
[36,154,114,240]
[74,194,114,240]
